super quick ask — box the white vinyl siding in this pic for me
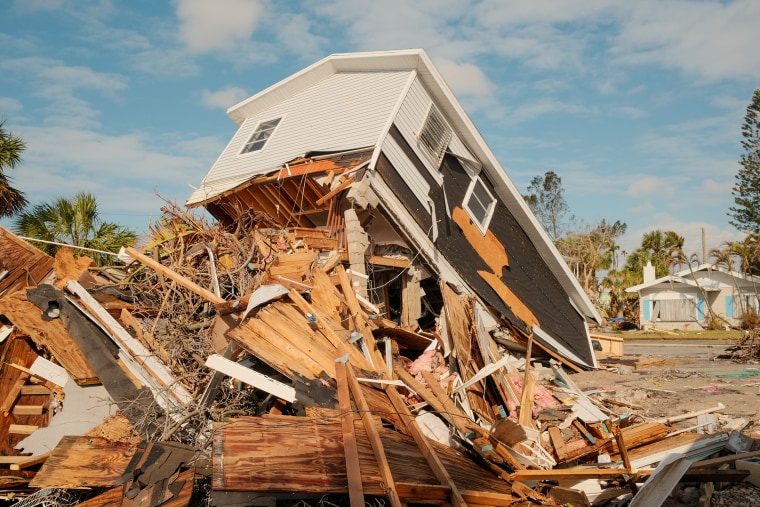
[189,71,412,204]
[395,79,444,184]
[382,133,430,208]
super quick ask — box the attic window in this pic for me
[417,104,452,167]
[463,176,496,234]
[241,117,282,154]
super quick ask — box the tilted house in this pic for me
[626,261,760,330]
[187,48,601,369]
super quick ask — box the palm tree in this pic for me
[0,119,28,216]
[13,192,138,265]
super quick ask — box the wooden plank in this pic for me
[0,372,30,415]
[9,424,38,434]
[206,353,296,403]
[0,456,37,465]
[29,436,139,488]
[335,265,385,372]
[518,334,535,427]
[690,449,760,469]
[512,468,642,481]
[9,452,51,470]
[12,404,45,416]
[395,483,515,506]
[315,176,355,205]
[123,246,225,304]
[19,385,51,396]
[548,426,568,461]
[344,362,403,507]
[335,360,366,507]
[386,385,468,507]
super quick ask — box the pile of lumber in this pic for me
[0,206,757,507]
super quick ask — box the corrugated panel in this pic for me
[189,71,411,205]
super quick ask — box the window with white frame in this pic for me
[417,104,452,168]
[463,176,496,234]
[241,117,282,154]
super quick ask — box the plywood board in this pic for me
[0,292,99,385]
[212,415,510,497]
[29,436,139,488]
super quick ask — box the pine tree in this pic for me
[729,89,760,232]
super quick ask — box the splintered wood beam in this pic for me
[335,360,365,507]
[511,468,643,481]
[518,333,535,428]
[335,265,385,372]
[343,361,402,507]
[316,177,355,206]
[123,247,225,304]
[419,370,489,438]
[386,385,468,507]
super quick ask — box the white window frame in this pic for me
[417,104,452,168]
[240,117,282,154]
[463,176,496,234]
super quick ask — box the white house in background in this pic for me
[626,261,760,330]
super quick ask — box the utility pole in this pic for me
[702,228,706,265]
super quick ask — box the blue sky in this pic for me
[1,0,759,262]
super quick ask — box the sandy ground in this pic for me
[566,348,760,506]
[570,355,760,427]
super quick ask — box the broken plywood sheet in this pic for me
[0,291,99,385]
[29,436,139,488]
[212,415,511,498]
[0,226,54,296]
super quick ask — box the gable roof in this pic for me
[626,262,760,293]
[625,274,718,293]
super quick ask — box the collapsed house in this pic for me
[0,49,758,506]
[186,48,602,371]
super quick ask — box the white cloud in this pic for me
[8,125,225,232]
[200,87,250,110]
[628,175,671,197]
[175,0,264,54]
[612,0,760,82]
[0,97,24,114]
[433,58,494,99]
[507,99,588,124]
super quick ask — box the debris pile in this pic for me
[0,208,758,506]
